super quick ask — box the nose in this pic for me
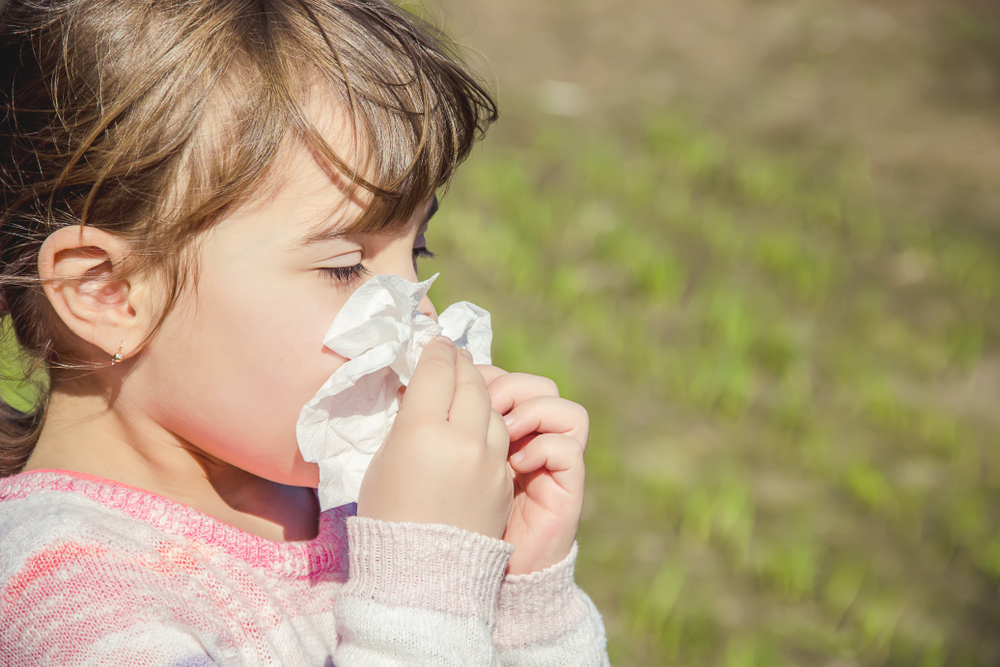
[417,294,438,322]
[373,237,439,322]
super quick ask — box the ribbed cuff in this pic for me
[494,543,591,650]
[343,517,513,625]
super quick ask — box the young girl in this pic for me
[0,0,608,665]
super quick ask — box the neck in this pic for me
[25,384,319,542]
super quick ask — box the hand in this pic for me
[357,337,514,539]
[479,367,589,575]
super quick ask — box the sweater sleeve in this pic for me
[334,516,513,666]
[493,543,610,667]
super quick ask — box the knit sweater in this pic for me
[0,470,609,666]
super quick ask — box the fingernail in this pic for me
[503,413,516,429]
[435,336,454,347]
[458,348,473,361]
[510,450,525,464]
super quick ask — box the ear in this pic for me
[38,225,152,361]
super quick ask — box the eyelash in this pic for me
[320,246,436,284]
[320,263,371,284]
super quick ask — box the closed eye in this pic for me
[320,263,370,284]
[321,247,432,284]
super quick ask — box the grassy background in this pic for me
[4,0,1000,664]
[425,0,1000,664]
[430,109,1000,667]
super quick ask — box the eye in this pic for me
[319,263,371,284]
[413,246,436,260]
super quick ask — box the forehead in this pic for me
[227,128,433,250]
[229,89,433,245]
[242,99,370,232]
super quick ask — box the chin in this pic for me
[251,456,321,489]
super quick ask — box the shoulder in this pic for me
[0,472,190,609]
[0,470,354,595]
[0,472,352,664]
[0,469,353,601]
[0,474,154,577]
[0,475,230,663]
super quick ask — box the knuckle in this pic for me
[539,376,560,397]
[566,437,586,463]
[487,375,512,403]
[493,372,519,392]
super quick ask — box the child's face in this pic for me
[129,135,437,488]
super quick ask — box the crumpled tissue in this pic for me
[296,273,492,510]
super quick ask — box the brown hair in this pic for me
[0,0,497,476]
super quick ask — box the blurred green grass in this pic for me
[0,318,42,413]
[428,106,1000,665]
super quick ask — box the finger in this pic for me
[487,372,559,415]
[486,408,511,461]
[476,364,508,387]
[508,433,585,495]
[398,336,456,424]
[503,396,589,447]
[447,348,493,439]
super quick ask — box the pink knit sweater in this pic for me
[0,470,608,666]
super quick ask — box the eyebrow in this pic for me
[301,196,439,245]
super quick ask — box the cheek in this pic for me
[139,270,349,485]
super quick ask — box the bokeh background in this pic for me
[2,0,1000,664]
[422,0,1000,665]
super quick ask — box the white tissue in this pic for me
[296,273,492,510]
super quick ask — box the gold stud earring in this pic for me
[110,340,125,365]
